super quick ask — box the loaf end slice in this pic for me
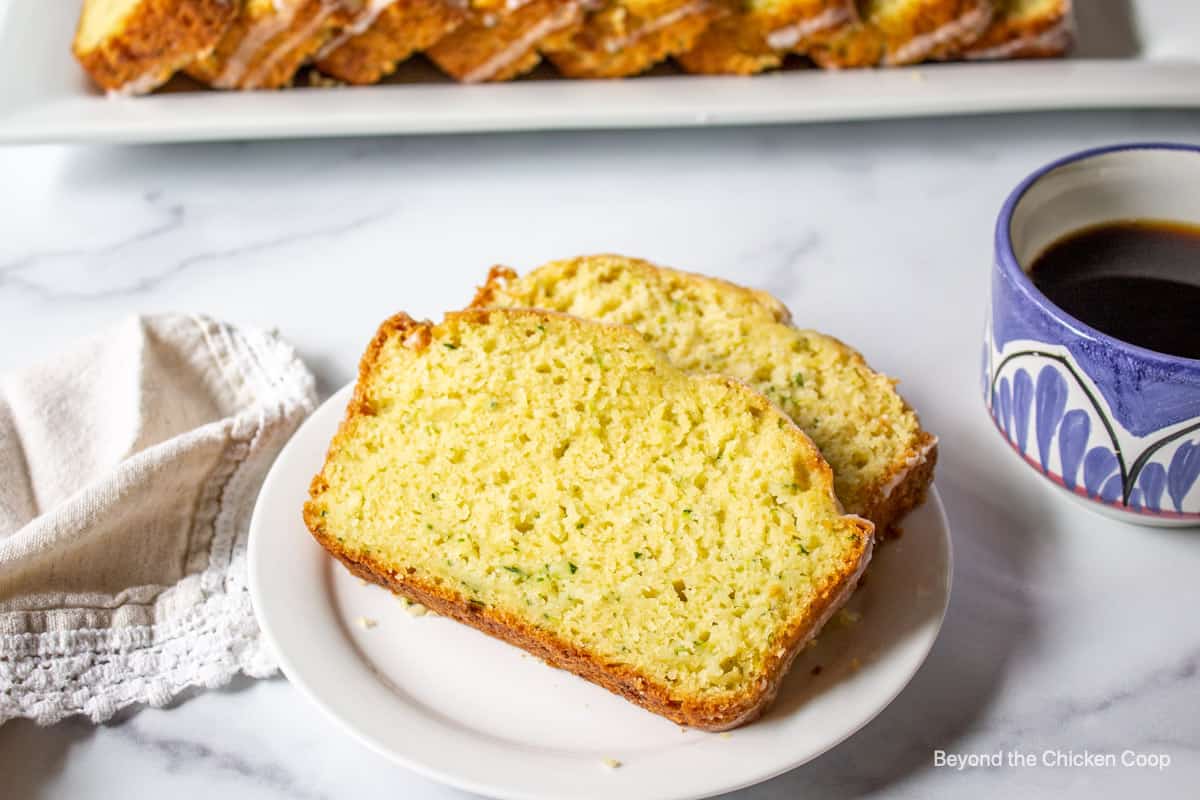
[305,308,872,730]
[73,0,237,93]
[472,256,937,535]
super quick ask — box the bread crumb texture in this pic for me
[473,255,935,530]
[306,309,869,718]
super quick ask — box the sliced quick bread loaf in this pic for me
[676,0,853,76]
[305,308,872,730]
[472,256,936,534]
[314,0,467,85]
[965,0,1072,60]
[187,0,352,90]
[541,0,723,79]
[808,0,993,67]
[425,0,583,83]
[73,0,237,93]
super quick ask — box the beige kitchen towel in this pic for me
[0,314,316,724]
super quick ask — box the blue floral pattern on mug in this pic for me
[984,326,1200,522]
[1168,442,1200,513]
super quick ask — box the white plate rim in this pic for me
[249,384,953,800]
[7,1,1200,144]
[6,60,1200,145]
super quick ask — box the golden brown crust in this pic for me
[864,435,938,538]
[304,308,873,730]
[315,0,467,84]
[469,265,519,309]
[809,0,992,68]
[806,24,883,67]
[965,0,1072,60]
[676,0,851,75]
[188,0,353,90]
[675,17,783,75]
[544,0,723,79]
[72,0,237,93]
[471,258,794,325]
[427,0,583,83]
[309,519,869,729]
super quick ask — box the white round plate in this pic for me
[249,385,953,800]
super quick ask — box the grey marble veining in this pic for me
[1,110,1199,799]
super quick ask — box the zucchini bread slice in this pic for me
[314,0,467,85]
[472,256,937,535]
[807,0,993,67]
[187,0,353,90]
[305,308,872,730]
[73,0,238,94]
[425,0,584,82]
[541,0,723,79]
[676,0,853,76]
[965,0,1072,60]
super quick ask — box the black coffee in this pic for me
[1029,220,1200,360]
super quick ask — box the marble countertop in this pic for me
[1,110,1198,799]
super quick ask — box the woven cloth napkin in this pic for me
[0,314,316,725]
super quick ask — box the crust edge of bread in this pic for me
[72,0,237,93]
[471,259,795,326]
[303,309,874,730]
[966,0,1074,60]
[863,431,939,536]
[544,0,725,79]
[809,0,995,69]
[187,0,351,90]
[314,0,468,85]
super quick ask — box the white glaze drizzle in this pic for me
[459,1,580,82]
[316,0,402,60]
[877,436,939,500]
[107,69,173,97]
[884,2,992,65]
[107,0,235,96]
[764,5,851,51]
[241,0,342,88]
[601,0,711,54]
[213,1,305,88]
[964,17,1072,61]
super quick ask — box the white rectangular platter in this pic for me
[1,1,1198,144]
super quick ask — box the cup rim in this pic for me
[996,141,1200,370]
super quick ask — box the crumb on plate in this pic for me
[836,609,862,627]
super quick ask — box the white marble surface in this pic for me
[1,111,1199,799]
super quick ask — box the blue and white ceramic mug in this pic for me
[984,143,1200,527]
